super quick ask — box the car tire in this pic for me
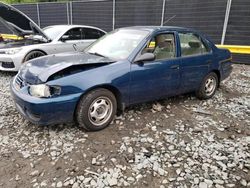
[196,72,218,100]
[76,88,117,131]
[24,51,46,62]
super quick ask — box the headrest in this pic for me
[158,41,172,48]
[165,39,173,43]
[189,41,201,48]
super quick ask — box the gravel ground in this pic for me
[0,64,249,188]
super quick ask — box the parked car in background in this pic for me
[0,2,106,71]
[11,26,232,131]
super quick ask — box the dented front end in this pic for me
[10,51,116,125]
[18,51,114,84]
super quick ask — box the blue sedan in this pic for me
[10,26,232,131]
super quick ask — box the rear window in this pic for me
[83,28,105,39]
[179,33,211,57]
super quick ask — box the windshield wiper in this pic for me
[88,52,106,58]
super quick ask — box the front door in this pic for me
[53,27,83,53]
[129,32,180,104]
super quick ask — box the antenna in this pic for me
[163,15,176,25]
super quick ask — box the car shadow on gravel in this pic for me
[0,71,16,77]
[126,92,195,111]
[25,121,80,132]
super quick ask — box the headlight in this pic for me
[29,84,61,98]
[4,48,22,55]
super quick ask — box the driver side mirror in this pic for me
[134,53,155,63]
[60,35,69,42]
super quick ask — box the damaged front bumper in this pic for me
[10,78,82,125]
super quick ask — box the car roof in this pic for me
[121,26,195,33]
[43,25,106,33]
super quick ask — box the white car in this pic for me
[0,2,106,71]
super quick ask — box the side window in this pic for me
[63,28,83,40]
[142,33,176,60]
[179,33,210,57]
[82,28,105,40]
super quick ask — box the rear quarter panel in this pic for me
[213,47,232,81]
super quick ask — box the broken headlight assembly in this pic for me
[29,84,61,98]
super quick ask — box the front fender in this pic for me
[46,60,131,105]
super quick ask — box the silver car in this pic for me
[0,2,106,71]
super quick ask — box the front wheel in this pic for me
[24,50,46,62]
[196,72,218,100]
[76,88,117,131]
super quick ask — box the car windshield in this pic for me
[43,26,63,40]
[85,29,150,60]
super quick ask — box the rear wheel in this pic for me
[24,51,46,62]
[196,72,218,99]
[76,88,117,131]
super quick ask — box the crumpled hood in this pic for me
[19,52,114,84]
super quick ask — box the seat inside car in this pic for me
[181,40,204,56]
[153,34,175,60]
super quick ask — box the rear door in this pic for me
[178,32,213,93]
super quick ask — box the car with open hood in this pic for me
[0,34,3,42]
[0,33,23,41]
[10,26,233,131]
[0,2,106,71]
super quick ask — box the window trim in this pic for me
[134,31,178,63]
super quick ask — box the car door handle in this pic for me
[170,65,179,69]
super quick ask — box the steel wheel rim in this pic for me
[204,76,216,96]
[88,96,113,126]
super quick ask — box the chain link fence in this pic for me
[0,0,249,63]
